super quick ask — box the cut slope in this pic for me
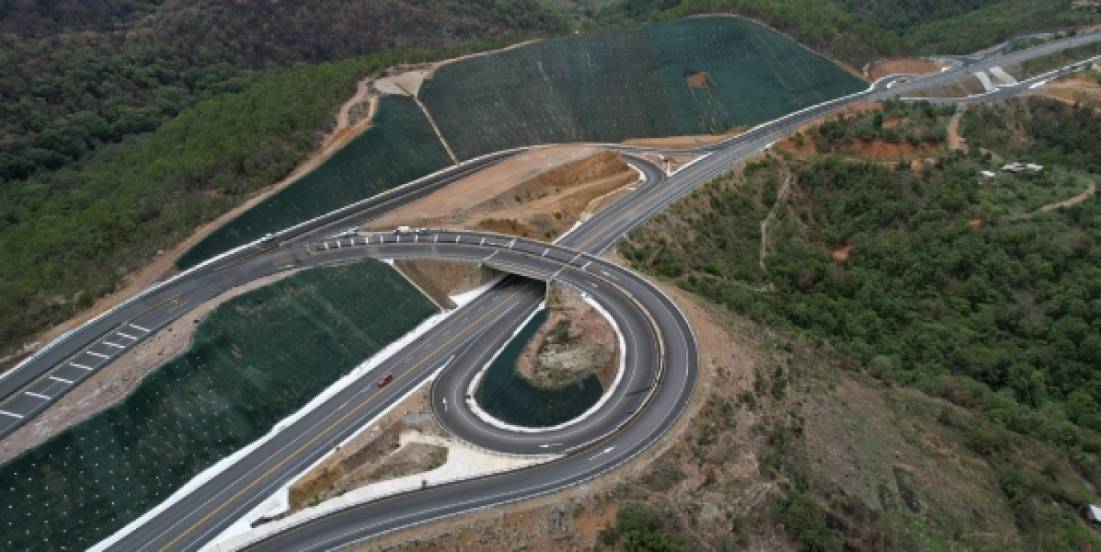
[0,260,437,550]
[178,95,452,268]
[420,16,867,160]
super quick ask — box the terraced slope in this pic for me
[0,261,436,550]
[178,96,452,268]
[421,16,867,159]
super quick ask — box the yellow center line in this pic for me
[158,288,523,552]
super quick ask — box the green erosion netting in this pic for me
[177,95,452,268]
[474,310,603,427]
[0,260,436,550]
[421,16,867,160]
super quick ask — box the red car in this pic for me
[376,373,394,388]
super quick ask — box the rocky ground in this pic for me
[516,283,618,390]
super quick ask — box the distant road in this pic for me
[1,29,1098,552]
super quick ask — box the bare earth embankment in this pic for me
[367,145,637,241]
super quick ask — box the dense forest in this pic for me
[623,98,1101,547]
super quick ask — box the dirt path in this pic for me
[409,93,459,165]
[947,106,966,151]
[759,172,793,270]
[1038,181,1097,213]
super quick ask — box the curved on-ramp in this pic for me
[238,230,697,551]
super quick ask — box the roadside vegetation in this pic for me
[621,97,1101,548]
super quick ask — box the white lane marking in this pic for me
[455,235,461,243]
[87,351,110,359]
[588,445,616,461]
[103,341,125,349]
[569,252,581,264]
[508,237,516,249]
[323,242,330,251]
[549,266,565,281]
[49,375,73,384]
[414,234,419,243]
[541,248,549,257]
[480,237,485,246]
[434,234,439,243]
[70,362,93,371]
[117,332,138,341]
[442,398,448,412]
[129,323,150,333]
[25,391,50,400]
[0,410,23,419]
[580,261,592,270]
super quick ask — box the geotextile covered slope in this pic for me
[178,95,452,268]
[0,261,436,550]
[421,16,867,160]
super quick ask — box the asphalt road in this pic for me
[1,29,1098,552]
[0,150,518,439]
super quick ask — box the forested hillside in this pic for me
[0,0,570,357]
[652,0,1100,66]
[622,98,1101,548]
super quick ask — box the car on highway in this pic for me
[376,373,394,388]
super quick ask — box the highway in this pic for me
[0,28,1098,551]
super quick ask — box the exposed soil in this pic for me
[516,283,618,390]
[1037,181,1098,213]
[866,58,944,81]
[831,244,855,264]
[374,67,433,97]
[392,260,497,309]
[0,270,300,464]
[1029,73,1101,112]
[372,39,541,98]
[759,170,794,270]
[366,145,637,242]
[621,131,740,149]
[947,107,967,151]
[286,389,446,514]
[775,132,819,158]
[841,138,944,161]
[685,71,711,89]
